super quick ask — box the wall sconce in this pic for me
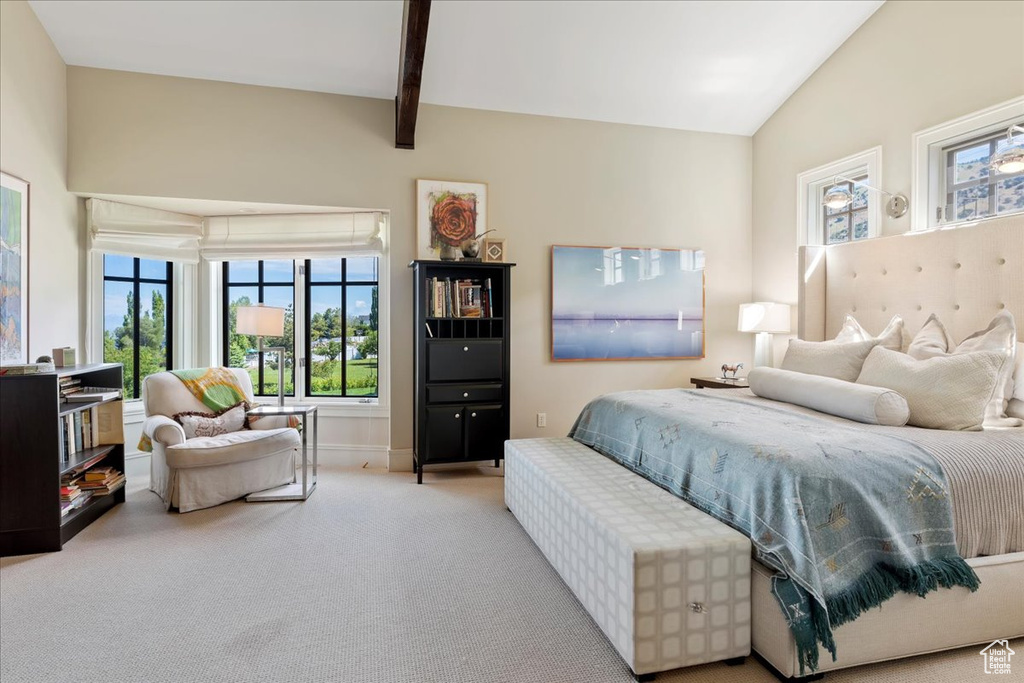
[822,175,908,218]
[991,124,1024,174]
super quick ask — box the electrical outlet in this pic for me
[537,412,547,428]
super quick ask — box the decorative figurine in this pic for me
[460,229,496,260]
[720,362,744,379]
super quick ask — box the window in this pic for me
[223,261,295,397]
[823,175,869,244]
[102,255,173,398]
[943,129,1024,223]
[912,97,1024,230]
[796,147,881,246]
[306,257,379,397]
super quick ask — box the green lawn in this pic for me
[244,358,377,398]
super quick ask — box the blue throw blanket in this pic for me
[569,389,979,673]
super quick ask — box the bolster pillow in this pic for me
[748,367,909,426]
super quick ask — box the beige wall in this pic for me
[752,0,1024,326]
[0,0,82,361]
[66,67,752,451]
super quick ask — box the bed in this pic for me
[576,215,1024,678]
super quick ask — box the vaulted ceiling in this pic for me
[29,0,883,136]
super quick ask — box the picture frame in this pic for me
[1,171,29,365]
[416,179,488,260]
[481,237,506,263]
[550,245,706,362]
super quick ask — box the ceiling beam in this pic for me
[395,0,431,150]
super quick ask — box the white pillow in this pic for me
[856,346,1008,431]
[748,367,909,426]
[834,314,905,351]
[1009,342,1024,420]
[781,338,883,382]
[907,311,1019,428]
[173,402,249,439]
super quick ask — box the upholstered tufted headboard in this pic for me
[798,214,1023,343]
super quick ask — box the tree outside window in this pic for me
[102,255,172,398]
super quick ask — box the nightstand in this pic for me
[690,377,749,390]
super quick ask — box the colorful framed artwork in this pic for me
[482,237,506,263]
[416,179,488,260]
[1,171,29,365]
[551,245,705,362]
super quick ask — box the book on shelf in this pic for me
[426,276,495,318]
[84,466,115,482]
[59,401,124,460]
[64,386,121,402]
[77,470,125,496]
[0,361,55,375]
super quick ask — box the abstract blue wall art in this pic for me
[551,245,705,361]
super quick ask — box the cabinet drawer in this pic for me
[427,340,503,382]
[427,383,502,404]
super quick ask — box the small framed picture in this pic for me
[482,237,506,263]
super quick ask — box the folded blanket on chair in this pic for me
[138,368,298,452]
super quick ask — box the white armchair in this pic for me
[142,368,300,512]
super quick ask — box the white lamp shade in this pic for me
[738,302,791,333]
[236,305,286,336]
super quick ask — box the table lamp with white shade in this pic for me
[235,304,287,406]
[738,302,791,368]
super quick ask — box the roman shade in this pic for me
[87,198,204,263]
[87,198,385,263]
[202,213,384,260]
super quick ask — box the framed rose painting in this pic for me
[416,179,488,260]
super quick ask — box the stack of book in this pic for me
[59,481,92,517]
[426,277,494,318]
[76,466,126,496]
[59,376,83,402]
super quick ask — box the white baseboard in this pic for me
[388,448,414,472]
[124,444,388,471]
[124,452,151,480]
[317,444,388,468]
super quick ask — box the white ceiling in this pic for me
[30,0,883,136]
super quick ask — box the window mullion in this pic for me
[132,258,141,399]
[341,258,348,397]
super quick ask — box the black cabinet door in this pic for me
[424,406,465,463]
[464,405,505,461]
[427,340,503,382]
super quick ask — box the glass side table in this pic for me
[245,404,318,502]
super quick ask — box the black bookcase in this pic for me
[0,363,126,556]
[411,260,515,484]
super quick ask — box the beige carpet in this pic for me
[0,466,1015,683]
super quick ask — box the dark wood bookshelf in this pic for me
[0,363,126,556]
[411,260,515,484]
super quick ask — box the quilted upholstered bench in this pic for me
[504,438,751,681]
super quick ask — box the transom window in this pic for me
[306,258,379,398]
[943,128,1024,223]
[222,261,295,397]
[823,175,869,244]
[102,255,173,398]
